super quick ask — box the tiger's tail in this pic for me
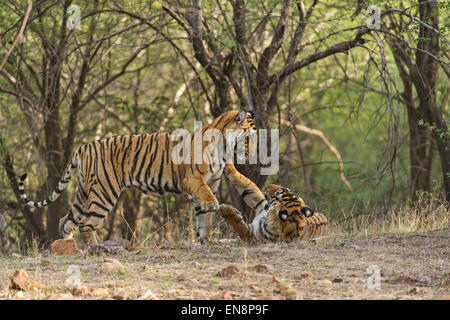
[18,150,80,208]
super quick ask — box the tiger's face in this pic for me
[264,184,314,241]
[223,110,257,159]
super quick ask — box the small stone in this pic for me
[10,269,41,291]
[218,265,241,277]
[51,239,79,255]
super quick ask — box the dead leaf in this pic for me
[10,269,40,291]
[255,292,274,300]
[100,259,124,273]
[271,277,298,300]
[351,278,365,284]
[218,264,241,277]
[51,239,80,255]
[40,259,52,266]
[220,292,233,300]
[415,275,431,285]
[318,279,332,286]
[332,278,344,283]
[247,264,274,273]
[88,239,131,255]
[311,236,331,244]
[441,295,450,300]
[138,289,158,300]
[440,278,450,287]
[299,270,314,279]
[392,275,415,284]
[409,287,426,295]
[113,288,128,300]
[250,285,263,292]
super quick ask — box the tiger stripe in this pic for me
[219,184,329,242]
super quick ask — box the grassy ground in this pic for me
[0,227,449,300]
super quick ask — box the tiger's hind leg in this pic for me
[59,184,88,239]
[79,184,120,245]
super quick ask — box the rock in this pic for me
[415,275,431,285]
[218,265,241,277]
[247,264,275,273]
[51,239,80,255]
[88,239,131,255]
[299,270,315,279]
[10,269,40,291]
[101,259,125,273]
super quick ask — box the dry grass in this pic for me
[0,201,448,300]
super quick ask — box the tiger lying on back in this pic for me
[219,184,328,242]
[18,110,268,245]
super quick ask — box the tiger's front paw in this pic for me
[218,204,244,224]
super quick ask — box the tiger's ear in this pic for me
[236,110,246,124]
[246,110,254,119]
[301,207,314,217]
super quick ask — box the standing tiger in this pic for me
[219,184,328,242]
[18,110,268,244]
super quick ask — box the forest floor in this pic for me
[0,228,449,300]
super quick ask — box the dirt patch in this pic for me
[0,229,449,300]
